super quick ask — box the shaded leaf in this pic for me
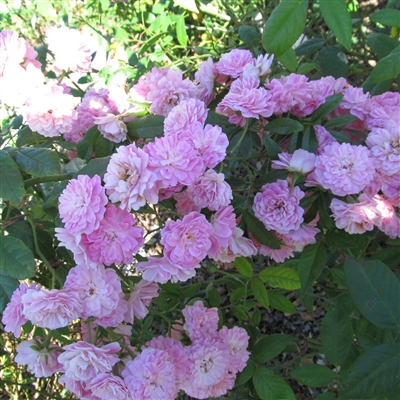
[243,211,281,249]
[367,33,399,59]
[77,156,111,180]
[311,94,344,122]
[290,364,336,387]
[370,46,400,83]
[251,277,269,309]
[253,366,295,400]
[0,273,19,313]
[234,257,253,277]
[0,150,25,206]
[259,267,301,290]
[370,9,400,27]
[253,334,292,363]
[266,118,304,135]
[16,148,61,177]
[126,115,165,139]
[268,291,296,314]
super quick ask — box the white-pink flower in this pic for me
[124,279,159,324]
[314,142,375,196]
[63,264,123,320]
[81,204,144,266]
[94,113,128,143]
[272,149,316,174]
[161,212,213,268]
[195,58,215,105]
[87,373,132,400]
[21,288,81,330]
[59,174,107,236]
[104,144,159,211]
[135,256,197,284]
[15,338,61,378]
[186,169,233,211]
[215,49,253,78]
[2,282,40,337]
[46,26,93,73]
[58,341,120,381]
[122,347,178,400]
[253,179,305,234]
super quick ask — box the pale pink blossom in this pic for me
[136,256,197,284]
[284,224,320,252]
[59,174,107,236]
[373,195,400,239]
[24,82,78,137]
[173,189,201,215]
[180,122,229,168]
[47,26,93,73]
[0,30,40,76]
[63,264,122,320]
[124,280,159,324]
[21,288,81,330]
[340,86,370,121]
[218,326,250,374]
[104,144,159,211]
[58,341,120,381]
[144,135,204,188]
[208,206,236,259]
[330,194,381,234]
[182,301,219,341]
[2,282,40,337]
[251,233,296,263]
[195,58,215,104]
[315,124,337,155]
[186,169,233,211]
[242,53,274,79]
[314,142,375,196]
[272,149,316,174]
[216,76,274,126]
[94,114,127,143]
[122,347,178,400]
[366,127,400,176]
[163,98,208,136]
[253,179,305,234]
[81,204,144,266]
[87,373,132,400]
[59,375,92,398]
[96,292,128,328]
[181,337,230,398]
[366,106,400,131]
[15,338,61,378]
[161,212,213,268]
[215,49,253,78]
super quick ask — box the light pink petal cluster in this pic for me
[250,232,296,263]
[15,338,61,378]
[195,58,215,105]
[314,142,375,196]
[180,122,229,168]
[63,264,123,320]
[87,373,132,400]
[186,169,233,211]
[58,341,120,381]
[161,212,213,268]
[215,49,254,78]
[59,174,107,236]
[124,279,159,324]
[81,204,144,266]
[253,179,305,234]
[164,98,208,136]
[272,148,316,174]
[104,144,159,211]
[46,26,93,73]
[21,288,81,330]
[144,135,204,188]
[94,114,128,143]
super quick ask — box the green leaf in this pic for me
[239,25,261,47]
[367,33,400,59]
[301,126,318,153]
[206,283,221,307]
[243,211,281,249]
[230,287,246,304]
[266,118,304,135]
[362,75,393,96]
[16,148,61,177]
[259,267,301,290]
[268,291,296,314]
[297,62,318,75]
[234,257,253,277]
[370,246,400,269]
[324,115,357,129]
[370,46,400,83]
[311,94,344,122]
[295,38,324,56]
[231,304,249,320]
[263,135,284,159]
[344,258,400,332]
[0,272,19,313]
[253,366,295,400]
[35,0,56,17]
[0,236,36,279]
[320,0,352,51]
[318,46,348,78]
[78,156,111,180]
[252,306,262,326]
[126,115,165,139]
[277,48,297,72]
[340,343,400,399]
[77,126,98,162]
[66,158,86,176]
[94,135,114,158]
[236,359,255,386]
[253,334,292,363]
[290,364,336,387]
[298,242,326,295]
[262,0,308,57]
[251,277,269,309]
[6,220,34,251]
[175,14,188,47]
[0,150,25,206]
[370,9,400,27]
[315,392,336,400]
[321,305,354,367]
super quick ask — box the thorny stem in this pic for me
[24,174,71,188]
